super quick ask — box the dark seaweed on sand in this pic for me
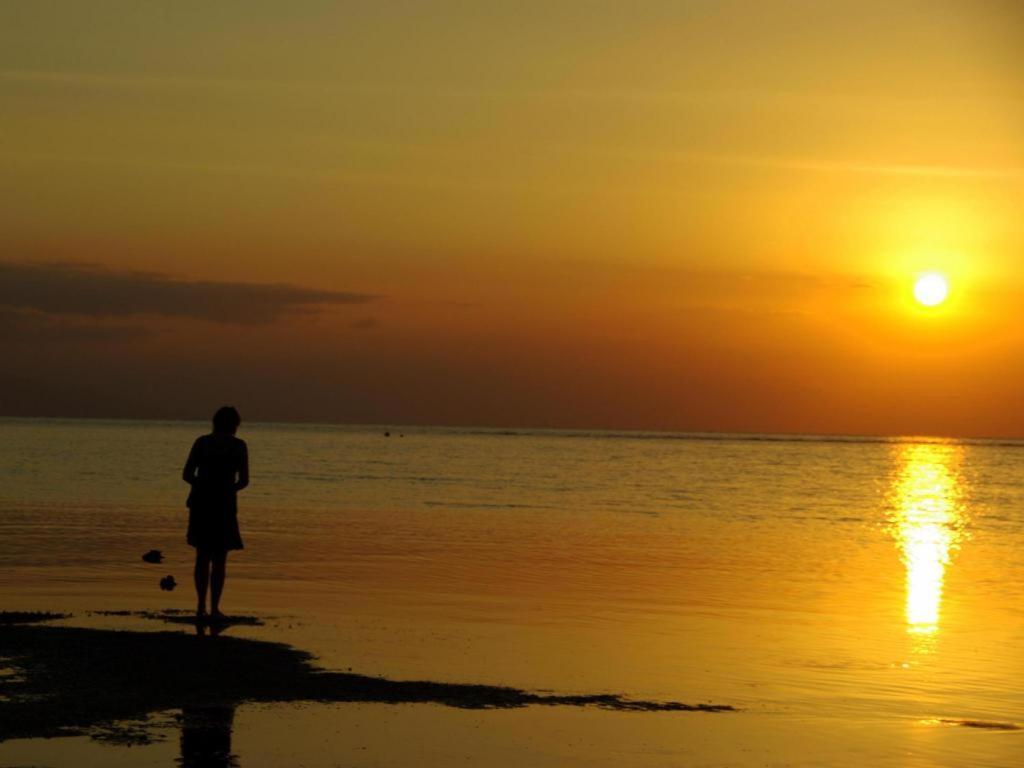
[89,610,266,626]
[0,622,733,743]
[0,611,69,624]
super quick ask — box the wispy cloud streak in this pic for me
[0,262,377,324]
[690,153,1024,180]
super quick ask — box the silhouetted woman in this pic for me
[183,406,248,621]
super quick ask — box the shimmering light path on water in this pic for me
[887,443,970,647]
[0,419,1022,766]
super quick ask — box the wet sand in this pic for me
[0,612,732,745]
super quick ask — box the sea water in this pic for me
[1,418,1022,766]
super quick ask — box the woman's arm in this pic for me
[235,441,249,492]
[182,438,200,485]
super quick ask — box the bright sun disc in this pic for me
[914,273,949,307]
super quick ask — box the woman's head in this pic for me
[212,406,241,434]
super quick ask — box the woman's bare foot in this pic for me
[210,610,227,623]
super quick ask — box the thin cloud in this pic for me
[0,306,152,342]
[673,151,1024,180]
[0,262,378,325]
[0,68,348,95]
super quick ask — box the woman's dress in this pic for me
[185,434,245,551]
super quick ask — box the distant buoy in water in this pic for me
[159,575,177,591]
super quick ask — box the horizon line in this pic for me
[1,413,1021,447]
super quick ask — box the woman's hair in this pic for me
[212,406,241,434]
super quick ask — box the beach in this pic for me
[1,419,1022,766]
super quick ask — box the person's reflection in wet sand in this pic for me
[178,705,239,768]
[195,620,226,638]
[181,619,238,766]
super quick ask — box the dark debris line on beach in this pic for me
[0,617,734,743]
[0,611,69,624]
[88,609,265,626]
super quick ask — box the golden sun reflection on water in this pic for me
[887,442,969,651]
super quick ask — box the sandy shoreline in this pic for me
[0,611,733,746]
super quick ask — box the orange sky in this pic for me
[1,2,1022,436]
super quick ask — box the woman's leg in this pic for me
[210,551,228,616]
[194,549,211,615]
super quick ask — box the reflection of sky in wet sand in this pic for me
[887,442,969,651]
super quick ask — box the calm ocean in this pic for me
[1,418,1022,766]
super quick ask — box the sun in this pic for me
[913,272,949,307]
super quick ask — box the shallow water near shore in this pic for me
[1,418,1023,765]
